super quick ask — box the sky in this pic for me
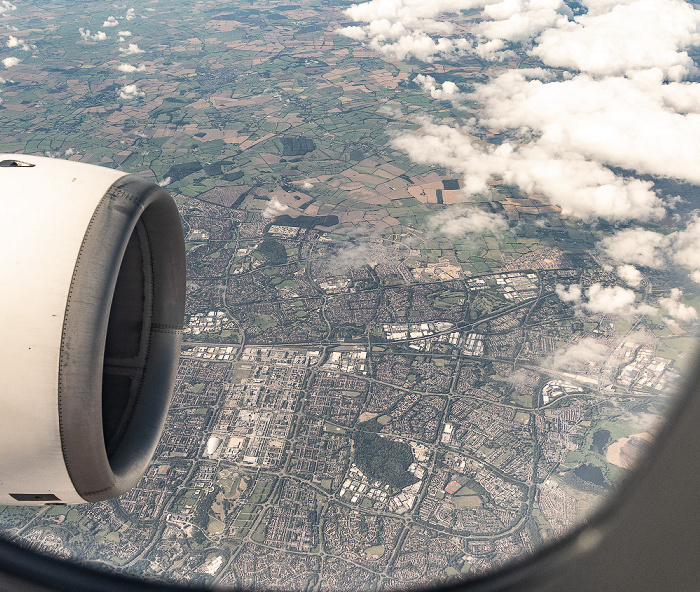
[338,0,700,320]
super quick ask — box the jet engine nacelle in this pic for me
[0,154,185,505]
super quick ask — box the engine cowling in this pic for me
[0,154,185,505]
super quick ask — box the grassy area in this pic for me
[453,494,482,508]
[656,336,699,362]
[515,411,531,424]
[365,545,385,558]
[324,423,346,434]
[208,518,225,535]
[248,479,274,504]
[251,313,278,330]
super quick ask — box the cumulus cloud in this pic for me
[103,16,119,27]
[2,56,19,68]
[337,0,572,61]
[118,83,144,99]
[262,197,289,219]
[336,25,367,41]
[425,204,507,236]
[340,0,700,74]
[125,7,136,20]
[668,216,700,280]
[547,336,609,370]
[600,228,669,268]
[378,103,403,117]
[370,32,470,62]
[6,36,29,51]
[555,282,654,316]
[118,30,132,37]
[555,283,582,303]
[659,288,698,322]
[391,120,664,221]
[475,70,700,187]
[476,0,571,47]
[616,264,643,287]
[336,0,476,61]
[116,63,145,72]
[79,28,108,41]
[302,182,314,190]
[119,43,143,55]
[531,0,700,80]
[0,1,16,14]
[414,74,462,101]
[340,0,700,225]
[323,241,377,272]
[600,218,700,283]
[584,283,655,316]
[158,176,171,187]
[342,0,471,35]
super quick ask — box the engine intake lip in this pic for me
[58,175,185,502]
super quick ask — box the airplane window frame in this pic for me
[2,0,700,589]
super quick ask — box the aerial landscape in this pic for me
[1,0,700,589]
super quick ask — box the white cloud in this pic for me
[475,70,700,188]
[6,36,29,50]
[414,74,462,101]
[2,56,19,68]
[118,30,132,37]
[600,219,700,283]
[600,228,669,268]
[476,0,570,46]
[391,120,664,221]
[125,7,136,20]
[336,26,367,41]
[369,32,470,62]
[159,176,171,187]
[337,0,478,61]
[425,204,507,236]
[302,182,314,190]
[262,197,289,219]
[103,16,119,27]
[339,0,571,61]
[584,283,655,316]
[555,283,581,303]
[669,216,700,276]
[659,288,698,322]
[118,83,144,99]
[343,0,474,33]
[79,28,108,41]
[322,240,377,272]
[0,1,16,15]
[0,75,5,83]
[378,103,403,117]
[616,264,643,287]
[340,0,700,226]
[555,282,654,316]
[116,63,145,72]
[119,43,143,55]
[531,0,700,80]
[547,336,609,370]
